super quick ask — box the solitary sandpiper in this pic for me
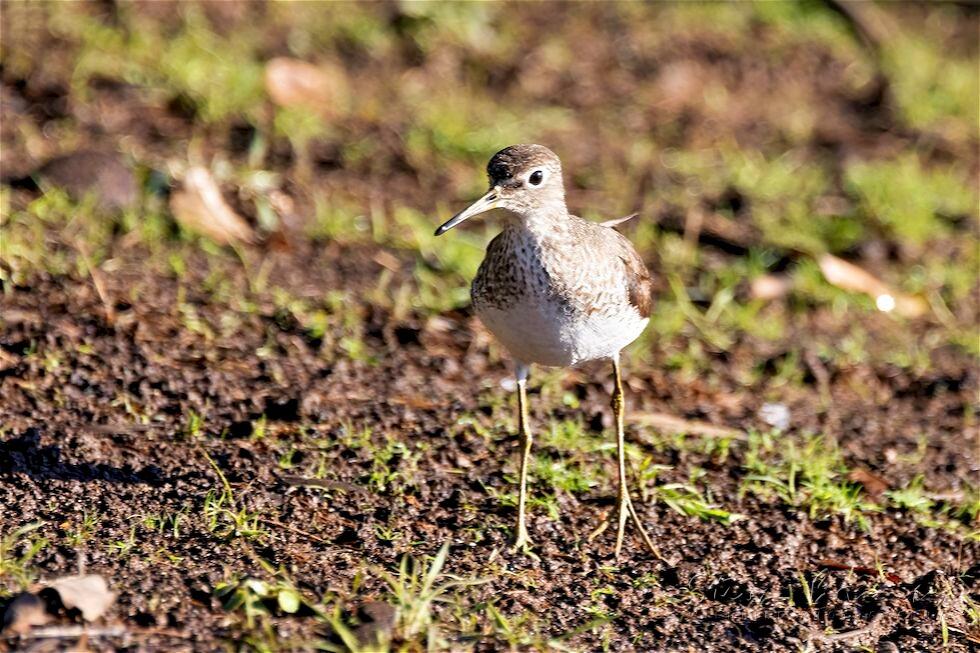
[435,144,659,559]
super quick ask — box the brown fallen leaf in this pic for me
[2,593,51,634]
[36,150,138,212]
[49,574,116,622]
[169,167,256,246]
[372,250,402,272]
[847,467,890,497]
[817,253,927,318]
[391,393,438,410]
[264,57,349,115]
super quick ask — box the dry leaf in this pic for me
[372,250,402,272]
[817,254,926,318]
[264,57,348,115]
[170,167,256,246]
[2,593,51,634]
[848,467,890,497]
[49,574,117,622]
[750,274,793,301]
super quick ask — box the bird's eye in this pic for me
[528,170,544,186]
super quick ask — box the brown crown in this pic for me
[487,144,560,184]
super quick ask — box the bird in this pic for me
[434,144,659,559]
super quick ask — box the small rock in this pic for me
[353,601,396,648]
[2,593,50,634]
[423,316,454,335]
[37,150,138,212]
[758,402,790,432]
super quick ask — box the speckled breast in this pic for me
[471,229,648,367]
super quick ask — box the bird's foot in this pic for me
[512,528,538,558]
[614,492,664,562]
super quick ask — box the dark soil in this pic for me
[1,244,977,651]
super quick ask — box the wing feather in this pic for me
[613,232,653,319]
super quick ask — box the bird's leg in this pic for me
[514,363,534,551]
[611,355,662,560]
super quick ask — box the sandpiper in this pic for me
[435,144,659,559]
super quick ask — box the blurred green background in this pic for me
[1,0,977,370]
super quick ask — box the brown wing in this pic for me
[616,234,653,319]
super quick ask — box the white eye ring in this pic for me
[527,169,546,186]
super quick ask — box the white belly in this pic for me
[476,299,648,367]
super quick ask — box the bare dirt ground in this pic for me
[1,2,978,652]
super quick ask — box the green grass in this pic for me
[63,511,101,547]
[742,432,880,529]
[367,437,421,494]
[739,431,978,536]
[201,448,268,542]
[845,155,976,245]
[52,4,266,125]
[0,523,48,594]
[319,544,490,653]
[882,29,979,137]
[886,475,935,513]
[216,574,305,631]
[637,461,743,525]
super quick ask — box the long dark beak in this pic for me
[434,188,500,236]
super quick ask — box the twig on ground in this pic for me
[258,517,332,545]
[634,412,747,441]
[280,475,362,494]
[17,625,189,640]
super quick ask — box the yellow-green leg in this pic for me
[514,364,534,551]
[612,355,662,560]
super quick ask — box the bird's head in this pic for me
[435,144,565,235]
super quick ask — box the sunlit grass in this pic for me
[742,432,880,529]
[882,30,979,138]
[846,155,976,245]
[0,523,48,594]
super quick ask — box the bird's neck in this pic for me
[509,205,571,240]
